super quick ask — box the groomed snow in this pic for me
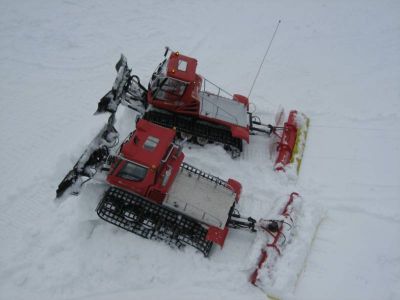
[0,1,399,300]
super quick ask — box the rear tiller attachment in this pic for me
[272,111,310,175]
[249,192,300,286]
[256,109,310,175]
[226,192,301,286]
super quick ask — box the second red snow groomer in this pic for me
[97,48,309,172]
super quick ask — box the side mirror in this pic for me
[164,46,170,57]
[106,155,116,165]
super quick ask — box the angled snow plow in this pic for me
[96,54,147,115]
[56,114,118,198]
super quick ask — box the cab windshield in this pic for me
[150,76,187,101]
[117,161,148,182]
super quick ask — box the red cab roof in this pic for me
[166,52,197,82]
[120,119,176,167]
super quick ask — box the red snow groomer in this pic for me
[96,48,309,173]
[56,117,302,285]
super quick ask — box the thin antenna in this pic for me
[248,20,281,99]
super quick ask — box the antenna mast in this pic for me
[248,20,281,99]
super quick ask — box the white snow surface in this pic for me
[1,1,399,300]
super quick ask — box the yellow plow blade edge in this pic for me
[290,112,310,175]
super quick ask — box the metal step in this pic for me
[96,187,213,256]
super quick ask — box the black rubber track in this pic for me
[97,187,213,256]
[143,109,243,158]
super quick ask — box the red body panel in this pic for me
[227,178,242,202]
[274,110,298,171]
[121,119,176,167]
[167,52,197,82]
[107,119,184,202]
[233,94,249,109]
[206,226,229,247]
[231,126,250,144]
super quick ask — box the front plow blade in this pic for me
[56,115,118,198]
[274,110,310,175]
[96,55,148,115]
[96,55,130,114]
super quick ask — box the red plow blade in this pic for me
[250,192,301,286]
[273,110,310,175]
[247,192,324,299]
